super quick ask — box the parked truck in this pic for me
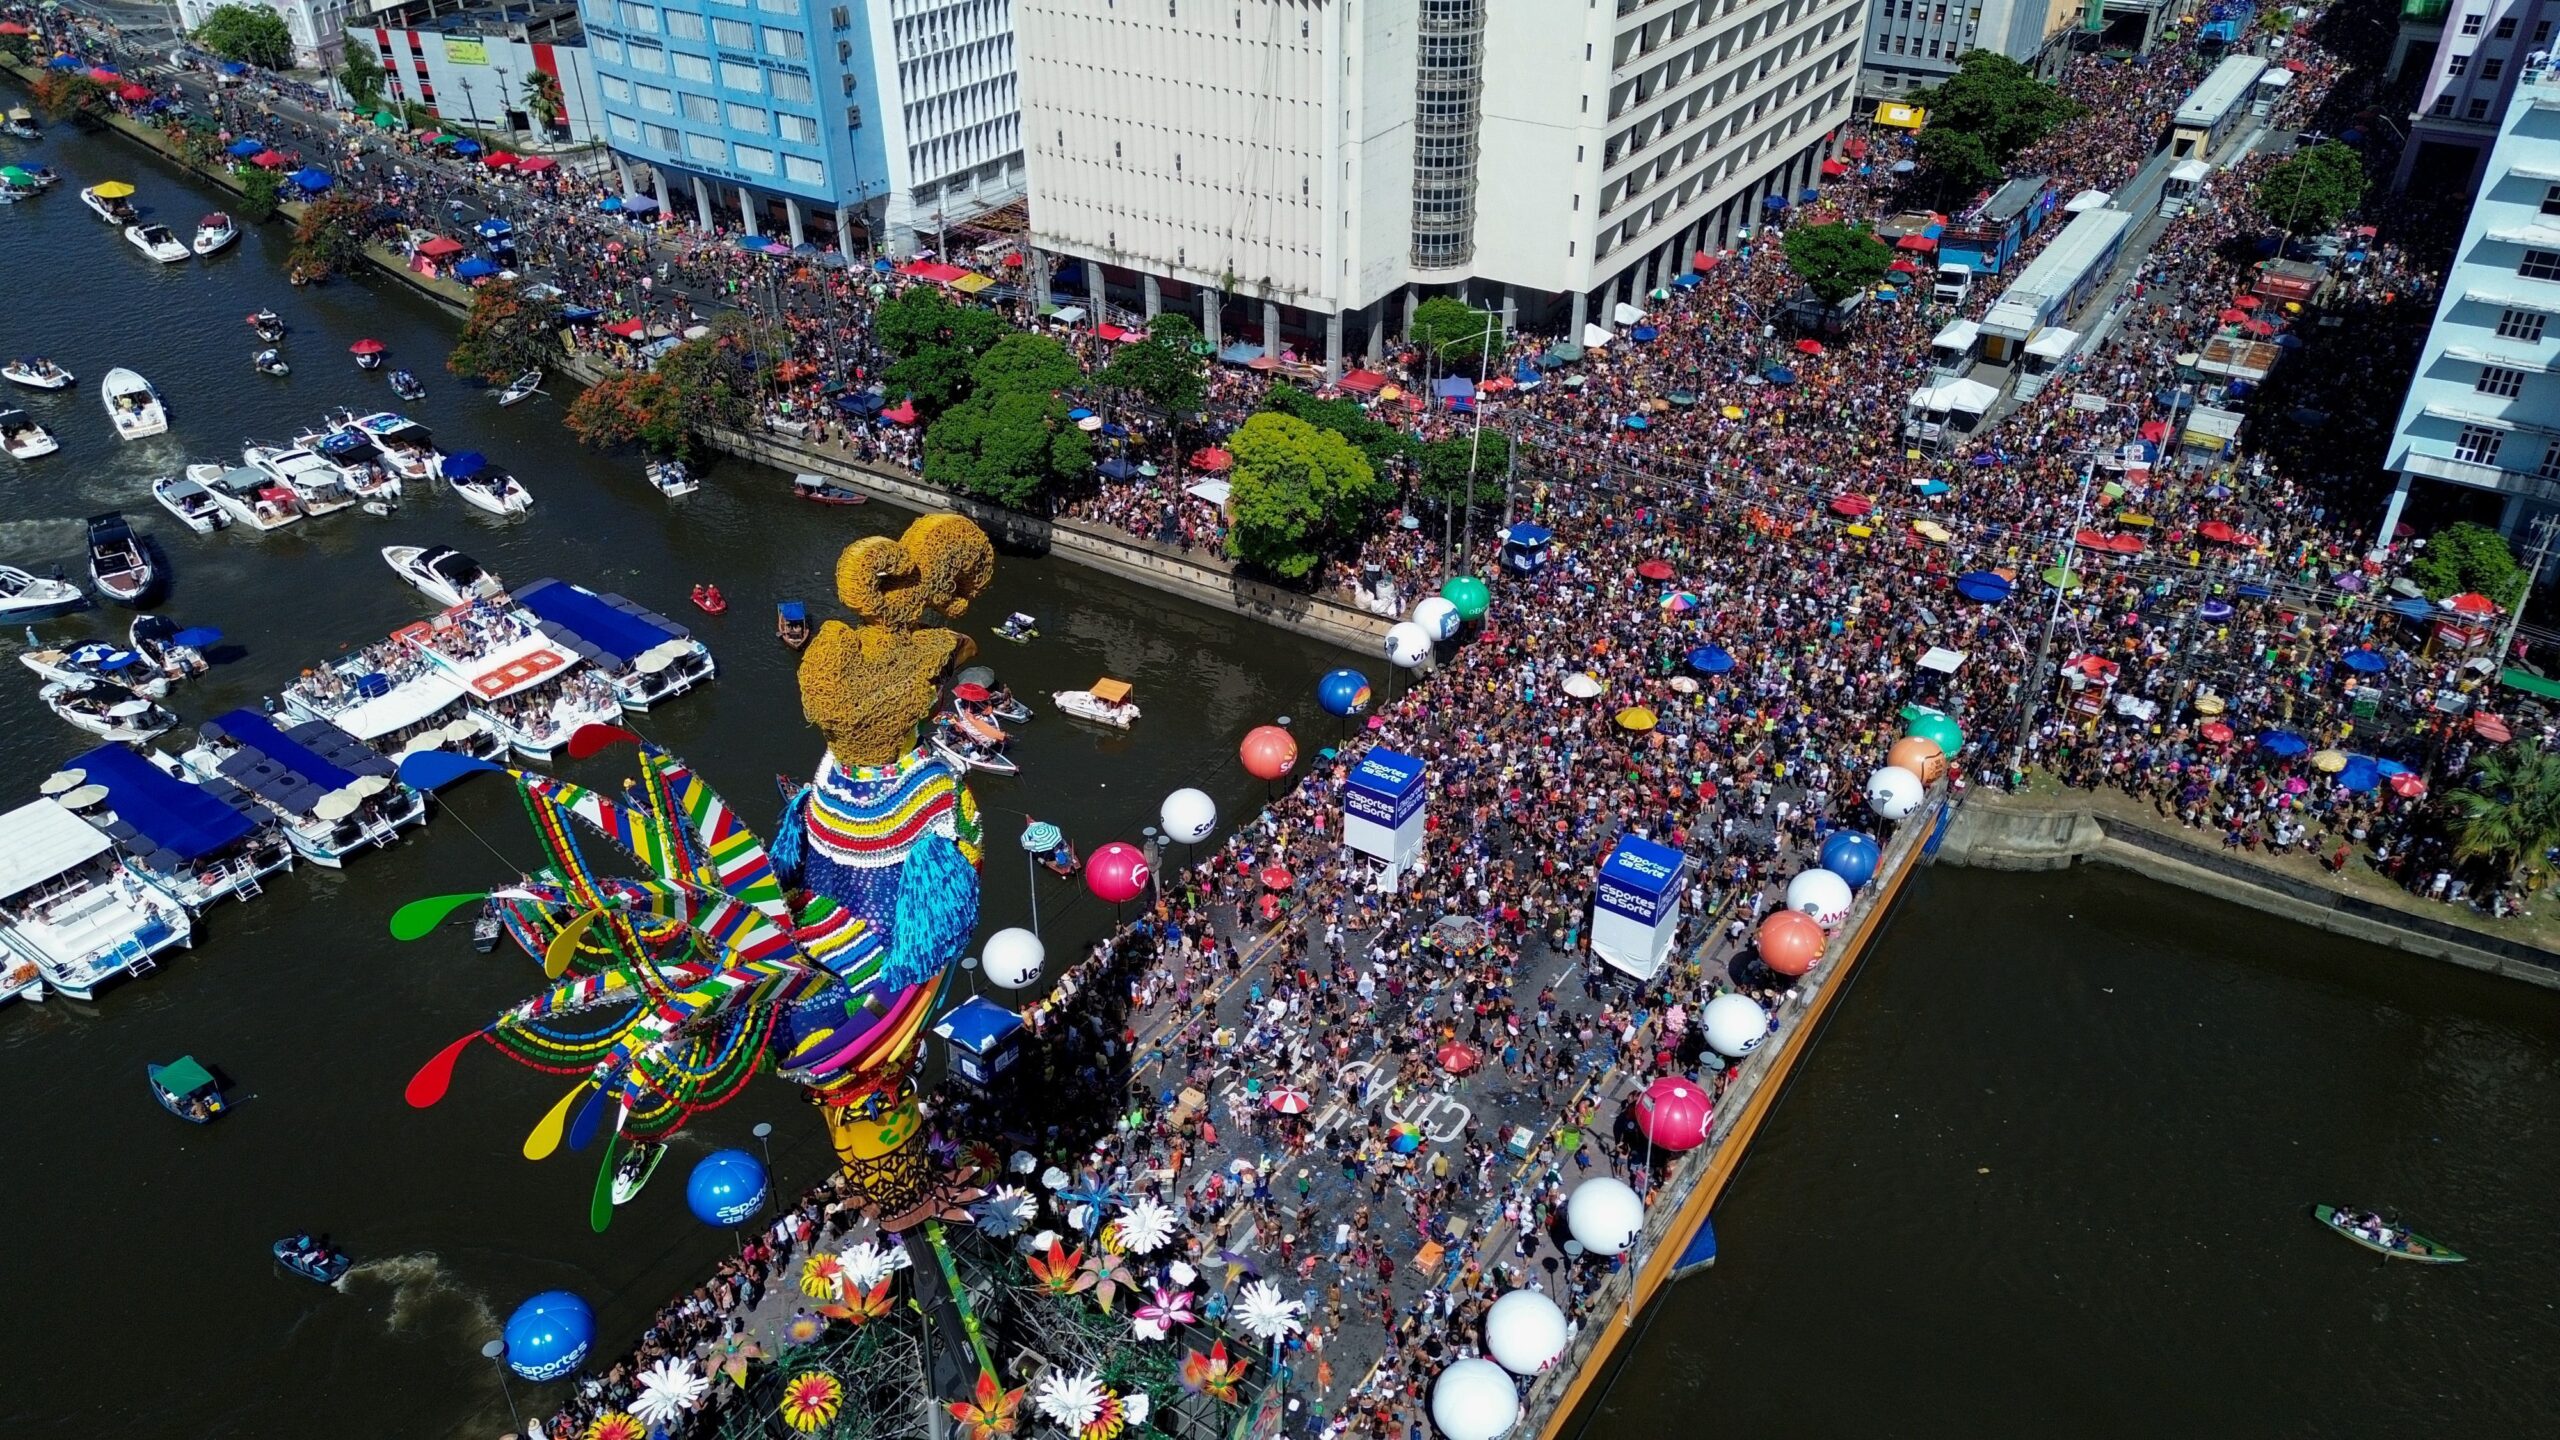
[1933,262,1974,304]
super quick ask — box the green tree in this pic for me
[874,285,1002,360]
[0,29,32,65]
[2407,521,2528,606]
[287,194,384,280]
[1415,431,1515,509]
[924,387,1093,509]
[1260,383,1414,472]
[1783,222,1895,306]
[2446,747,2560,884]
[521,70,566,133]
[1225,412,1387,580]
[1100,316,1208,421]
[233,164,284,223]
[195,4,295,70]
[448,278,565,385]
[1410,296,1502,367]
[566,372,693,458]
[2252,141,2368,235]
[970,333,1084,398]
[652,325,761,434]
[884,345,984,423]
[338,45,386,113]
[28,71,109,128]
[1909,50,2076,193]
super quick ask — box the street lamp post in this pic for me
[480,1339,522,1434]
[2010,444,2108,777]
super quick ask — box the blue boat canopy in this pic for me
[74,743,255,862]
[513,577,687,669]
[778,600,807,622]
[443,451,488,478]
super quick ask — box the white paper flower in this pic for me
[1041,1165,1071,1191]
[972,1184,1037,1238]
[1124,1392,1151,1427]
[835,1239,911,1289]
[1034,1369,1106,1429]
[1011,1149,1040,1175]
[630,1357,708,1428]
[1067,1201,1098,1234]
[1167,1259,1198,1287]
[1108,1196,1178,1255]
[1234,1278,1305,1341]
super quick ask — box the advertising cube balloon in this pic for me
[685,1148,768,1227]
[1818,830,1881,889]
[1702,993,1770,1057]
[1158,786,1218,844]
[1385,621,1434,669]
[1412,595,1462,641]
[982,926,1045,989]
[1430,1358,1522,1440]
[1565,1175,1645,1255]
[1755,909,1826,976]
[1316,668,1373,717]
[502,1290,594,1380]
[1785,868,1854,930]
[1482,1289,1569,1375]
[1886,735,1947,785]
[1867,765,1924,821]
[1440,574,1491,621]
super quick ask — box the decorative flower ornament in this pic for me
[948,1368,1027,1440]
[782,1313,826,1345]
[1107,1196,1177,1255]
[800,1250,846,1299]
[630,1357,710,1428]
[1234,1279,1305,1341]
[778,1370,845,1433]
[1034,1369,1106,1431]
[1026,1237,1093,1296]
[1132,1282,1199,1340]
[973,1185,1037,1239]
[837,1238,911,1289]
[1080,1245,1138,1313]
[1180,1340,1248,1404]
[708,1334,764,1387]
[818,1277,894,1326]
[584,1413,647,1440]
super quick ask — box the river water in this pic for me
[0,121,1354,1439]
[1579,864,2560,1439]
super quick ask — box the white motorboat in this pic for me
[151,473,231,534]
[383,544,505,609]
[291,422,404,500]
[0,405,58,458]
[0,797,194,1003]
[191,212,237,256]
[102,368,167,439]
[79,183,136,224]
[1,357,74,390]
[244,442,362,516]
[245,309,285,343]
[189,462,304,532]
[497,369,543,406]
[252,348,290,377]
[389,370,427,401]
[0,564,83,619]
[176,709,429,868]
[1051,678,1141,729]
[128,615,210,683]
[932,717,1020,777]
[646,459,700,497]
[511,577,716,711]
[351,339,387,371]
[86,513,158,607]
[20,642,171,698]
[124,222,191,264]
[440,450,533,516]
[41,681,176,742]
[338,411,442,481]
[281,640,502,763]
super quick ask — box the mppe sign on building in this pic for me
[1342,748,1426,873]
[1591,833,1690,981]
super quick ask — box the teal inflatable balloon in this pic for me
[1441,574,1491,621]
[1906,713,1963,756]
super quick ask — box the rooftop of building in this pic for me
[370,0,584,43]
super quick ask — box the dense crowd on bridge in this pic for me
[18,1,2558,1435]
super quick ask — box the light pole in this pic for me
[751,1120,775,1213]
[480,1339,522,1435]
[2010,443,2107,777]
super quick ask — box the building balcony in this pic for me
[2401,449,2560,500]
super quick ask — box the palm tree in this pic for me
[2445,747,2560,883]
[520,71,564,136]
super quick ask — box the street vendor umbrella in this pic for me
[1019,820,1063,853]
[1795,338,1824,356]
[1615,705,1658,732]
[1660,591,1697,613]
[2199,721,2235,744]
[1560,671,1605,699]
[2473,711,2515,743]
[1259,865,1293,890]
[2199,599,2235,621]
[1389,1123,1424,1154]
[1720,405,1745,419]
[2340,647,2388,674]
[1265,1088,1311,1115]
[1830,494,1874,517]
[1954,571,2012,604]
[2258,731,2310,759]
[350,338,387,356]
[1637,559,1675,581]
[2339,755,2381,794]
[1437,1042,1481,1075]
[2198,520,2243,544]
[2233,294,2260,309]
[2388,772,2427,799]
[2309,749,2348,774]
[1688,644,1735,675]
[452,139,483,156]
[2218,308,2248,324]
[951,682,992,703]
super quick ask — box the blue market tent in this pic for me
[475,216,514,240]
[1674,273,1704,287]
[621,193,659,213]
[2338,755,2381,794]
[597,195,623,212]
[1631,325,1660,342]
[1433,376,1475,400]
[1215,341,1264,366]
[451,139,482,156]
[454,256,499,280]
[834,390,885,415]
[2390,596,2435,620]
[2340,647,2388,674]
[226,137,266,158]
[288,167,332,191]
[219,61,249,76]
[1096,458,1135,479]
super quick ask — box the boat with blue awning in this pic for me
[511,577,716,711]
[70,742,295,912]
[175,709,428,866]
[0,796,193,1001]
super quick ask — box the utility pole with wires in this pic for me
[2495,512,2560,669]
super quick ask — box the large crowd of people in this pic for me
[20,1,2556,1435]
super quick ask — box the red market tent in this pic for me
[117,83,151,102]
[898,260,968,284]
[86,67,119,84]
[1819,158,1848,177]
[0,22,31,34]
[249,150,287,169]
[603,317,646,337]
[516,156,558,172]
[1795,338,1824,356]
[1190,448,1234,472]
[484,151,517,168]
[1829,494,1874,517]
[1895,233,1936,252]
[416,235,466,257]
[1337,368,1388,393]
[1095,322,1139,342]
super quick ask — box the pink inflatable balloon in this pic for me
[1634,1076,1711,1152]
[1086,842,1151,904]
[1240,724,1299,781]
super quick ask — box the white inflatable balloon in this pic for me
[1482,1289,1569,1375]
[1866,764,1924,821]
[1412,595,1461,642]
[1385,621,1434,669]
[1702,993,1770,1059]
[1784,868,1854,931]
[1564,1175,1644,1257]
[1429,1358,1522,1440]
[981,927,1046,990]
[1158,787,1218,845]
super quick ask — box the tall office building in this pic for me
[1017,0,1863,377]
[2393,0,2560,193]
[1858,0,2082,97]
[361,2,610,150]
[580,0,1022,253]
[2381,53,2560,543]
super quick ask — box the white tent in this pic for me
[1582,322,1616,350]
[1940,377,2000,414]
[1184,479,1232,506]
[1918,646,1968,674]
[1612,301,1647,326]
[2065,189,2111,213]
[2024,327,2082,362]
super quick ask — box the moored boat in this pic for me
[389,370,427,401]
[280,638,502,764]
[0,405,58,458]
[20,641,171,698]
[189,463,303,532]
[2,107,38,140]
[792,472,867,505]
[273,1236,352,1285]
[777,599,811,650]
[148,1056,227,1122]
[42,680,176,742]
[2312,1205,2467,1264]
[85,512,159,606]
[382,544,505,608]
[102,367,168,439]
[0,795,193,1002]
[336,410,441,481]
[1,357,73,390]
[245,442,364,516]
[994,611,1037,643]
[176,709,429,867]
[79,181,136,224]
[1051,676,1140,728]
[398,605,618,759]
[0,564,84,618]
[497,369,543,406]
[933,716,1020,776]
[440,450,533,516]
[129,614,211,682]
[646,458,700,497]
[245,309,285,342]
[69,741,298,912]
[191,212,237,256]
[151,473,229,534]
[512,577,716,711]
[124,222,191,264]
[252,348,290,377]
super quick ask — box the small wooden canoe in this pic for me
[2313,1205,2466,1264]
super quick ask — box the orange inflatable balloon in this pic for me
[1240,724,1299,781]
[1756,909,1827,976]
[1887,736,1947,785]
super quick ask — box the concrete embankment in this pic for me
[1938,794,2560,990]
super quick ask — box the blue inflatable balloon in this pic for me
[685,1148,768,1227]
[502,1290,594,1380]
[1819,830,1881,890]
[1317,668,1373,718]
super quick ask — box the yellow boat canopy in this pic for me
[1089,677,1133,704]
